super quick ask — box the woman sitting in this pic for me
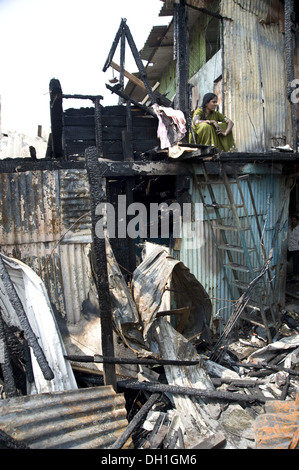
[191,93,235,152]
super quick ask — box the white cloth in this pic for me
[153,104,186,149]
[288,225,299,251]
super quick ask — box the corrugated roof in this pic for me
[0,386,130,449]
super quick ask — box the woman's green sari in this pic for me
[191,108,235,152]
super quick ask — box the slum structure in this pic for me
[0,0,299,450]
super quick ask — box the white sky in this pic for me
[0,0,171,136]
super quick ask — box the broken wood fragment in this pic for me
[110,61,148,92]
[110,393,162,450]
[211,377,262,388]
[105,83,157,117]
[232,361,299,376]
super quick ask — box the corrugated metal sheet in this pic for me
[254,394,299,449]
[0,161,292,339]
[0,170,61,244]
[221,0,292,152]
[0,169,93,323]
[179,165,291,329]
[0,386,131,449]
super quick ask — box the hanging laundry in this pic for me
[153,104,186,149]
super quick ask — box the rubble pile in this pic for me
[113,317,299,450]
[0,245,298,450]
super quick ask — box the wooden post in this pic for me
[94,97,103,158]
[49,78,63,159]
[122,102,137,274]
[174,0,189,120]
[85,147,117,390]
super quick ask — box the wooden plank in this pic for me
[63,114,156,129]
[64,126,96,140]
[64,107,94,116]
[63,115,96,127]
[102,105,127,116]
[102,126,157,141]
[64,141,96,157]
[102,139,159,156]
[110,60,147,91]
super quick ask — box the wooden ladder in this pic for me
[192,161,277,344]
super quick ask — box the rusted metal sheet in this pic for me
[0,170,60,245]
[254,394,299,449]
[221,0,292,152]
[132,242,212,345]
[0,386,131,449]
[0,169,93,323]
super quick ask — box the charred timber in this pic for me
[105,84,157,117]
[62,93,103,101]
[85,148,117,390]
[103,19,126,73]
[64,354,201,366]
[118,380,270,403]
[123,22,156,105]
[95,158,193,177]
[174,0,189,117]
[231,361,299,377]
[110,392,162,450]
[0,315,17,397]
[49,78,63,159]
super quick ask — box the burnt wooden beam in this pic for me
[64,355,200,367]
[49,78,63,159]
[85,147,117,390]
[174,0,189,120]
[94,97,103,158]
[96,157,193,177]
[105,83,157,117]
[118,379,269,403]
[110,393,162,450]
[122,101,136,273]
[103,19,126,72]
[62,94,103,101]
[119,27,126,104]
[123,22,156,104]
[109,62,171,107]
